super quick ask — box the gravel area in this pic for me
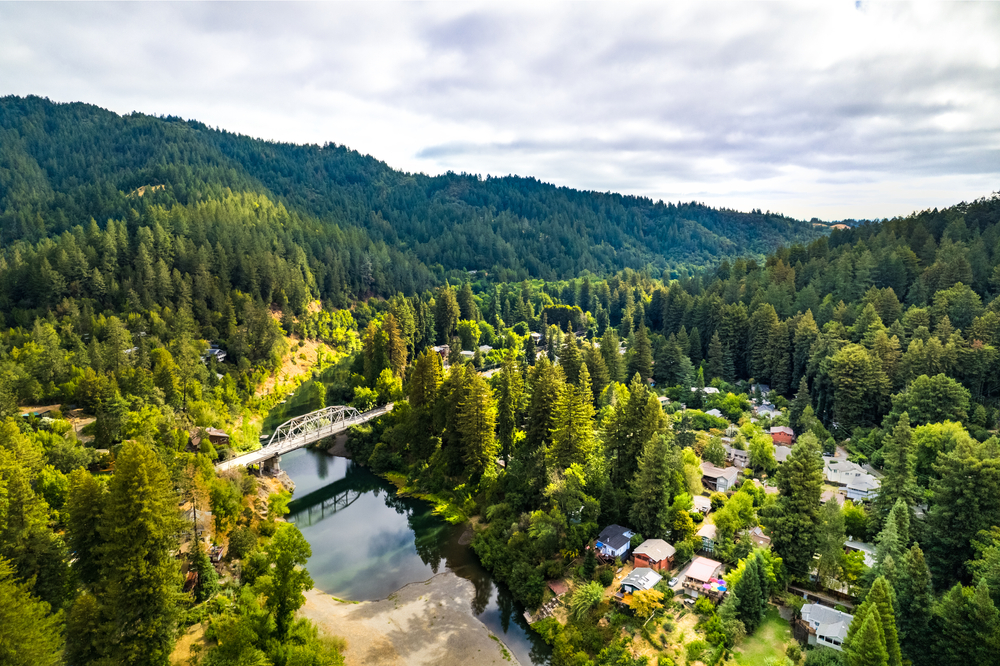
[299,572,522,666]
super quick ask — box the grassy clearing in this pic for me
[732,608,793,666]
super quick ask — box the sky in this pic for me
[1,1,998,221]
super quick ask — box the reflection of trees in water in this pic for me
[496,583,515,634]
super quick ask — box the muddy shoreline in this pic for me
[299,572,523,666]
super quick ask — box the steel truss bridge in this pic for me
[215,403,392,473]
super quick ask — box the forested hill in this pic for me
[0,95,823,277]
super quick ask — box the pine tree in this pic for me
[600,327,624,383]
[763,432,824,579]
[875,413,920,520]
[524,359,564,458]
[523,332,536,365]
[496,351,524,465]
[99,440,181,666]
[629,434,679,539]
[706,331,724,381]
[846,608,889,666]
[458,370,499,480]
[733,555,765,633]
[65,468,107,587]
[583,343,610,405]
[894,544,934,666]
[458,281,478,320]
[688,326,703,365]
[604,373,664,486]
[548,364,596,469]
[627,322,653,383]
[845,576,901,666]
[0,558,64,666]
[560,322,583,385]
[435,286,460,343]
[875,505,905,576]
[932,580,1000,664]
[409,350,443,409]
[770,321,792,394]
[789,376,811,432]
[383,312,408,380]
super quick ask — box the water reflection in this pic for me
[282,448,551,665]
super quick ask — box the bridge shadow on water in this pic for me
[281,448,552,665]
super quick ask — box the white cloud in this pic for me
[0,1,997,220]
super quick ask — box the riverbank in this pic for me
[299,572,522,666]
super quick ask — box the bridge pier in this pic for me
[262,455,281,475]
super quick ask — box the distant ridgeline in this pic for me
[0,94,823,285]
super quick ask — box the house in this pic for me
[691,386,720,395]
[190,427,229,451]
[620,566,663,593]
[478,345,493,353]
[529,331,543,343]
[431,344,450,360]
[751,383,771,398]
[799,604,853,651]
[755,403,782,419]
[697,522,718,553]
[595,524,634,559]
[692,495,712,514]
[201,344,227,363]
[774,445,792,463]
[633,539,676,572]
[769,426,795,445]
[725,445,750,468]
[682,556,724,597]
[747,526,771,548]
[701,462,739,492]
[820,489,846,506]
[460,350,475,360]
[824,459,880,500]
[704,408,725,419]
[845,540,876,567]
[658,396,671,408]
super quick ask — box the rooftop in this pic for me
[686,556,722,582]
[621,567,663,591]
[634,538,676,562]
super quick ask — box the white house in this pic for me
[725,445,750,468]
[692,386,720,395]
[824,459,880,500]
[620,567,662,594]
[704,408,725,419]
[800,604,853,651]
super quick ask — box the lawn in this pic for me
[732,608,794,666]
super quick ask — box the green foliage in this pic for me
[571,581,604,620]
[0,557,64,666]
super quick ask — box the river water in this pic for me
[265,373,552,666]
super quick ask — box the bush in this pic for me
[786,643,802,663]
[598,568,615,587]
[685,639,710,663]
[228,526,257,560]
[804,647,845,666]
[710,492,728,510]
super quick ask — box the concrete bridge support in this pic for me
[262,455,281,475]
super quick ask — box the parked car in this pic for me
[668,577,679,587]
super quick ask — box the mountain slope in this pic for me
[0,95,823,278]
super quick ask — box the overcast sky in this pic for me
[1,2,998,220]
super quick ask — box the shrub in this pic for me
[570,581,605,620]
[710,492,728,510]
[786,643,802,663]
[598,568,615,587]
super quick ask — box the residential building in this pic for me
[747,526,771,548]
[595,524,634,559]
[799,604,853,651]
[769,426,795,445]
[704,408,725,419]
[692,495,712,514]
[725,445,749,468]
[824,459,880,501]
[701,462,739,492]
[691,386,720,395]
[633,540,676,572]
[845,540,876,568]
[774,445,792,463]
[682,556,724,598]
[697,522,718,553]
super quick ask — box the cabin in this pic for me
[747,526,771,548]
[701,462,739,492]
[697,522,718,554]
[682,556,725,598]
[190,427,229,452]
[725,445,750,468]
[633,539,676,572]
[798,604,853,651]
[769,426,795,445]
[595,524,634,559]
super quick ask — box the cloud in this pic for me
[0,2,997,220]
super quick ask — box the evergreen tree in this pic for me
[895,544,934,666]
[816,498,846,588]
[732,554,765,633]
[256,524,314,640]
[65,468,107,587]
[99,440,181,666]
[875,413,920,520]
[688,326,703,365]
[604,373,663,486]
[763,432,824,579]
[524,359,564,458]
[458,370,499,480]
[932,579,1000,664]
[627,322,653,383]
[706,331,725,381]
[629,434,679,539]
[496,351,525,465]
[523,332,536,365]
[548,364,596,469]
[846,608,889,666]
[560,322,583,385]
[789,376,811,432]
[583,343,611,405]
[0,558,64,666]
[458,281,478,320]
[435,286,460,343]
[409,349,443,409]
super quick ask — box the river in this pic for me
[264,373,552,666]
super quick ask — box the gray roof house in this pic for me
[701,462,739,492]
[774,445,792,463]
[824,459,880,501]
[620,567,663,594]
[595,524,634,559]
[800,604,853,651]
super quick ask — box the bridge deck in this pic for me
[215,403,393,472]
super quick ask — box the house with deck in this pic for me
[799,604,853,651]
[824,459,880,501]
[595,524,634,559]
[682,556,725,598]
[633,539,676,572]
[701,462,739,492]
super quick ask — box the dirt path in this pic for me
[299,572,521,666]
